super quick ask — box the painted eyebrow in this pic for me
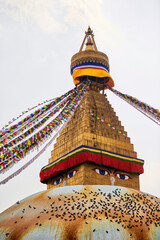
[66,169,77,174]
[54,174,64,180]
[113,170,129,174]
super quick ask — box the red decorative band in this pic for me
[40,145,144,183]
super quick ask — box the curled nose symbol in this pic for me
[110,176,115,185]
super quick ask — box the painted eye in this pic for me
[53,178,62,185]
[94,168,109,175]
[115,173,130,180]
[67,170,77,178]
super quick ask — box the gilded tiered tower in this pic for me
[40,27,143,190]
[1,28,160,240]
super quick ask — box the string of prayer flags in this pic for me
[0,96,71,147]
[107,86,160,125]
[0,87,75,138]
[79,106,126,136]
[0,82,90,173]
[0,122,68,184]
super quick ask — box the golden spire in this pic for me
[79,26,97,52]
[85,36,94,50]
[70,26,114,88]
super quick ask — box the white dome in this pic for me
[0,185,159,240]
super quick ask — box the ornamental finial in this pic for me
[71,27,114,88]
[79,26,97,52]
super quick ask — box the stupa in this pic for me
[0,27,159,240]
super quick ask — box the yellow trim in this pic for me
[100,150,143,164]
[82,147,143,164]
[74,79,80,85]
[73,68,110,79]
[72,68,114,87]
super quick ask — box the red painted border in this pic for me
[40,151,143,183]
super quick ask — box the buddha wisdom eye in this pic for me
[115,173,130,180]
[67,170,77,178]
[94,168,109,176]
[53,178,62,185]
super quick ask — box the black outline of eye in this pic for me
[67,170,77,179]
[115,173,131,180]
[93,168,110,176]
[53,177,63,185]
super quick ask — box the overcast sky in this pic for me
[0,0,160,213]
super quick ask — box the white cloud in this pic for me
[0,0,120,45]
[0,0,66,33]
[61,0,104,24]
[60,0,122,48]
